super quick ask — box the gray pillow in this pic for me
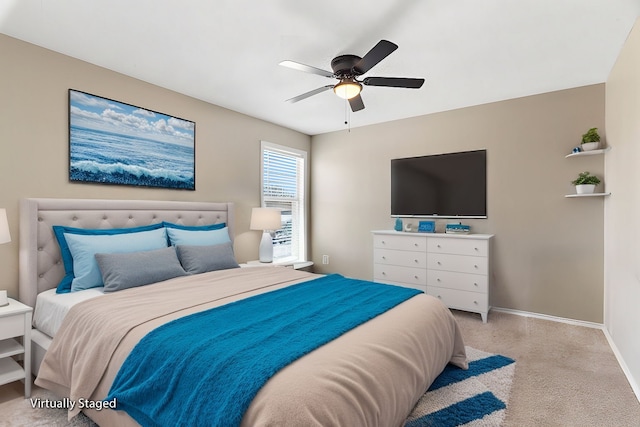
[176,242,240,274]
[96,246,187,293]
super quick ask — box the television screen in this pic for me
[391,149,487,218]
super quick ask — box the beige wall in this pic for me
[311,85,606,323]
[605,17,640,395]
[0,34,311,299]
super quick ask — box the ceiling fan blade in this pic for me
[285,85,334,103]
[279,60,334,78]
[349,94,365,112]
[353,40,398,74]
[362,77,425,88]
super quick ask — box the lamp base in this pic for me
[258,231,274,263]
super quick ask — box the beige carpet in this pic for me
[452,309,640,427]
[1,309,639,426]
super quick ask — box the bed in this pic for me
[19,198,467,427]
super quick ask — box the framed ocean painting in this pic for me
[68,89,195,190]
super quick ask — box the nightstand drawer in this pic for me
[427,238,488,256]
[373,234,426,251]
[0,315,25,341]
[427,253,488,275]
[427,286,488,312]
[427,270,488,293]
[374,249,427,268]
[374,264,427,286]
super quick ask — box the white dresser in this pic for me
[372,230,493,322]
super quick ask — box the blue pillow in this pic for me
[53,223,165,294]
[162,221,226,231]
[63,228,169,292]
[166,227,231,246]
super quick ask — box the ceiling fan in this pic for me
[279,40,425,112]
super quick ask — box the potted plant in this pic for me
[581,127,601,151]
[571,171,601,194]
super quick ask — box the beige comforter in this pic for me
[36,267,467,427]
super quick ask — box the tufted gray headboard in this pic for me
[19,198,235,308]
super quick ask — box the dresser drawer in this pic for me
[374,249,427,268]
[427,237,488,257]
[427,270,488,293]
[428,253,488,275]
[373,234,426,251]
[0,314,25,341]
[427,286,488,312]
[373,264,427,286]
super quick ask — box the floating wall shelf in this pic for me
[565,147,611,158]
[565,193,611,198]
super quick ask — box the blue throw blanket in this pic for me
[106,274,422,427]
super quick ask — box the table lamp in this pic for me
[0,209,10,307]
[250,207,281,263]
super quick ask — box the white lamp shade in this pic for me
[0,209,10,244]
[250,207,281,231]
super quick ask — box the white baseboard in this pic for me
[491,306,604,329]
[491,307,640,403]
[601,328,640,402]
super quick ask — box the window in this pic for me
[261,141,307,262]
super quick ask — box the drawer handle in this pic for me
[414,259,418,263]
[437,261,442,265]
[414,243,418,247]
[382,256,386,260]
[437,278,441,282]
[437,295,442,299]
[473,301,478,305]
[437,244,441,248]
[474,264,478,268]
[381,240,386,244]
[474,282,478,287]
[414,275,419,279]
[382,272,386,275]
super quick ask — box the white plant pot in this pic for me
[581,142,599,151]
[576,184,596,194]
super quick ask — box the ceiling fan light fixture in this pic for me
[334,79,362,100]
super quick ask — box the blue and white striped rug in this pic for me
[405,347,516,427]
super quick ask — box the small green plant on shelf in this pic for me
[571,171,601,186]
[581,128,601,144]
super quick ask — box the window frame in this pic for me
[260,141,308,263]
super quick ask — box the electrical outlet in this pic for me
[322,255,329,265]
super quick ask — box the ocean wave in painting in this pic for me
[70,160,194,189]
[69,125,195,190]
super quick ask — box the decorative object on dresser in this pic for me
[372,230,493,322]
[580,127,601,151]
[0,298,32,398]
[418,220,435,233]
[249,207,282,263]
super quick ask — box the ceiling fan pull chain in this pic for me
[344,99,351,132]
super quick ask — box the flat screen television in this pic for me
[391,149,487,218]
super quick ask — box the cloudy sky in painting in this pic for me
[69,90,195,147]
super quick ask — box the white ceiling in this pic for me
[1,1,638,135]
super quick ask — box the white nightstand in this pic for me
[0,298,32,398]
[241,260,314,271]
